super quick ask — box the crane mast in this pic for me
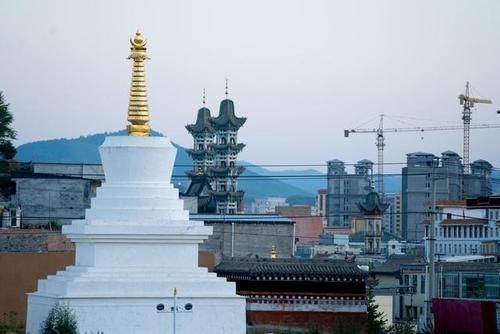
[376,115,385,196]
[458,81,492,174]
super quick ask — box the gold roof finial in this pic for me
[225,78,229,98]
[202,88,206,105]
[270,245,277,259]
[127,30,150,136]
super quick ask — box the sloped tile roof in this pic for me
[215,258,367,281]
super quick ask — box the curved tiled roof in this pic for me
[211,99,247,128]
[186,107,215,133]
[208,143,246,152]
[215,258,367,281]
[357,191,389,215]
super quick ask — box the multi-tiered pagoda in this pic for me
[185,88,246,214]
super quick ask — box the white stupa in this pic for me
[26,31,246,334]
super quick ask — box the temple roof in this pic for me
[215,258,367,281]
[183,175,213,197]
[211,99,246,128]
[357,191,389,215]
[186,107,215,133]
[212,191,245,199]
[209,166,245,176]
[186,148,215,156]
[208,143,246,152]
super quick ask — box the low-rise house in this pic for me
[215,258,368,331]
[422,199,500,258]
[397,261,500,326]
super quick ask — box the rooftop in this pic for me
[436,200,466,207]
[371,255,426,275]
[215,258,367,281]
[190,213,294,224]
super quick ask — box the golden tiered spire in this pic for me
[127,31,150,136]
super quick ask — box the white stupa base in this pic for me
[27,287,245,334]
[26,136,246,333]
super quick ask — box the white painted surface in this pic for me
[26,136,245,334]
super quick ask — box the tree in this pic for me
[0,92,16,160]
[367,279,387,334]
[40,304,78,334]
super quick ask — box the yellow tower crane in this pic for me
[344,115,500,197]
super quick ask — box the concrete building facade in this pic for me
[250,197,288,214]
[12,173,99,226]
[191,214,295,264]
[391,192,403,237]
[326,159,373,227]
[401,151,492,241]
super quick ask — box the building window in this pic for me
[421,275,426,294]
[412,275,418,290]
[404,274,409,286]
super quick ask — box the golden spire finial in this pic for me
[127,30,150,136]
[225,78,229,98]
[202,88,206,105]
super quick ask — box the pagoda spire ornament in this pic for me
[127,31,150,136]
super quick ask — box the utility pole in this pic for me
[173,287,177,334]
[426,162,438,325]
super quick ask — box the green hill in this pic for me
[16,130,310,200]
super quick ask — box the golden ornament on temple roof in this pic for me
[270,245,277,259]
[127,31,150,136]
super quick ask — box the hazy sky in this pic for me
[1,0,500,172]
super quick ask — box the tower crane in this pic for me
[459,81,492,174]
[344,115,500,197]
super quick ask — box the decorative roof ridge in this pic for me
[211,99,247,128]
[186,107,215,133]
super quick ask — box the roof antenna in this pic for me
[225,78,229,98]
[202,88,206,105]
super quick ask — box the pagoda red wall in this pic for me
[247,310,367,331]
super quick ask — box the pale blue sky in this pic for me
[1,0,500,171]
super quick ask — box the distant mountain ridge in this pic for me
[15,130,312,200]
[16,131,498,199]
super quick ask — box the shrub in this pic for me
[40,304,78,334]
